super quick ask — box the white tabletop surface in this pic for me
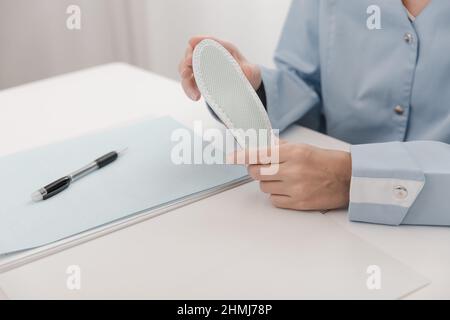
[0,63,449,299]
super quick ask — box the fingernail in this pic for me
[191,92,200,100]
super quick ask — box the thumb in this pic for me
[240,63,261,90]
[226,145,282,165]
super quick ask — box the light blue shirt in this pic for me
[260,0,450,226]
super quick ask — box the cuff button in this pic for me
[393,185,408,200]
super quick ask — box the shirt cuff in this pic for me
[348,142,425,225]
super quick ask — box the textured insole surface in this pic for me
[193,39,272,148]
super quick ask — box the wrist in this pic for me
[339,151,352,205]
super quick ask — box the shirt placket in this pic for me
[394,24,419,141]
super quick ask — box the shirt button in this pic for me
[404,33,414,44]
[393,185,408,200]
[394,105,405,115]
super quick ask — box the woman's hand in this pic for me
[178,35,262,101]
[229,143,352,211]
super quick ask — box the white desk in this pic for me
[0,63,449,299]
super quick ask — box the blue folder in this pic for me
[0,116,247,255]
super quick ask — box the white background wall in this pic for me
[0,0,291,89]
[143,0,291,80]
[0,0,154,89]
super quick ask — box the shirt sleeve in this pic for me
[260,0,322,132]
[349,141,450,226]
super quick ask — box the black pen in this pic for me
[31,148,127,202]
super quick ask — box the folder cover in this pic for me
[0,116,247,255]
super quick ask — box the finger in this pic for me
[240,63,254,77]
[226,145,286,165]
[181,75,200,101]
[178,53,193,75]
[180,66,193,79]
[188,35,215,48]
[185,45,193,58]
[189,35,236,54]
[185,54,193,67]
[247,164,283,181]
[259,181,288,195]
[178,58,185,75]
[269,194,293,209]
